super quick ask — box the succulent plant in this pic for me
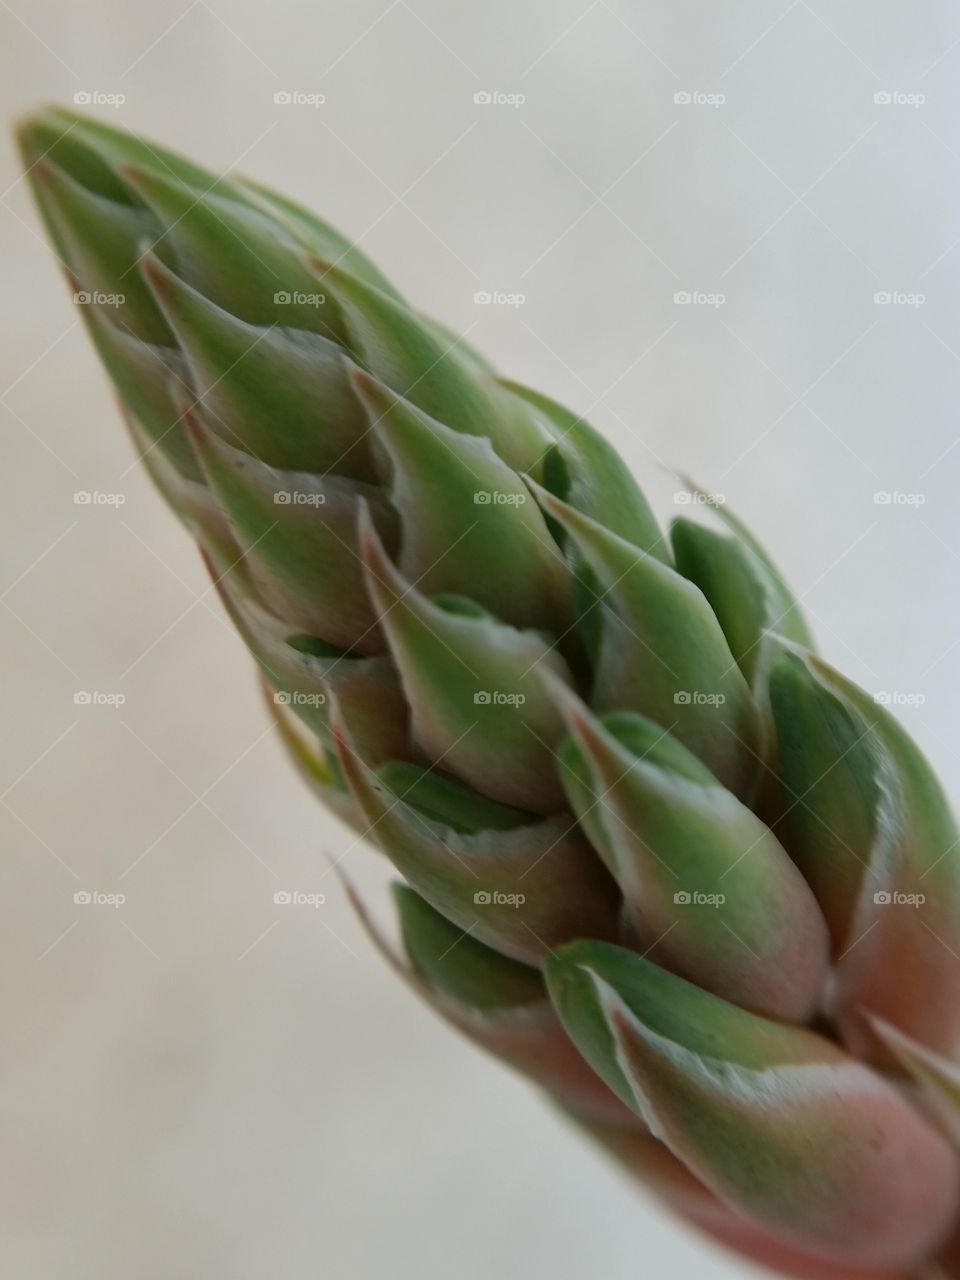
[18,105,960,1279]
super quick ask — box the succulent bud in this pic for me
[22,109,960,1280]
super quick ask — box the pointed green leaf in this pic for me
[377,763,534,834]
[564,1116,917,1280]
[331,720,618,966]
[32,160,172,344]
[78,303,200,480]
[190,417,396,653]
[360,512,574,812]
[315,260,552,472]
[142,253,373,479]
[552,686,830,1020]
[121,408,232,555]
[528,480,762,800]
[769,640,960,1061]
[206,543,413,763]
[768,648,883,946]
[123,164,345,339]
[18,109,142,211]
[344,878,636,1127]
[545,940,960,1271]
[319,654,411,768]
[354,373,572,634]
[671,517,812,683]
[18,106,227,206]
[395,883,544,1011]
[679,476,817,654]
[199,545,334,736]
[419,313,496,374]
[234,175,405,301]
[259,675,366,833]
[504,379,669,562]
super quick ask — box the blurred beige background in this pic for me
[3,2,960,1277]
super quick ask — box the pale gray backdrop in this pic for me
[2,2,959,1277]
